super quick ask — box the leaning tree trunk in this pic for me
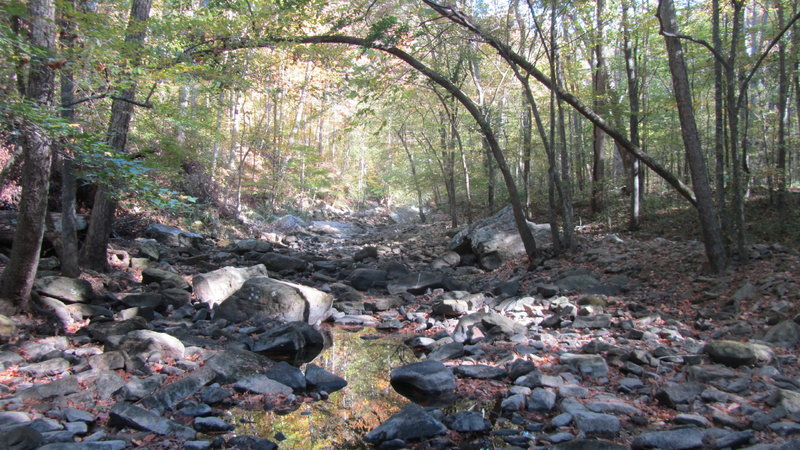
[657,0,728,273]
[81,0,152,271]
[0,0,56,312]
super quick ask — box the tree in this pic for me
[656,0,728,273]
[0,0,56,312]
[81,0,152,271]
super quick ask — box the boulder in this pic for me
[348,269,388,291]
[763,320,800,348]
[204,349,275,384]
[264,361,307,391]
[141,268,190,290]
[390,360,456,405]
[250,321,325,365]
[364,404,447,445]
[192,265,269,307]
[389,206,423,224]
[259,253,307,273]
[144,224,203,248]
[449,205,551,269]
[33,276,94,303]
[305,364,347,393]
[307,220,363,237]
[705,340,773,367]
[108,402,195,440]
[272,215,307,233]
[215,277,332,325]
[387,272,444,295]
[118,330,185,363]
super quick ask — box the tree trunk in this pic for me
[81,0,152,271]
[775,1,788,223]
[397,129,427,223]
[657,0,728,273]
[712,0,726,235]
[59,0,80,278]
[622,0,641,230]
[0,0,56,312]
[590,0,609,215]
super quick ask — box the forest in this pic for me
[0,0,799,448]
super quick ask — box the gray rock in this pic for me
[508,359,537,379]
[250,321,324,365]
[108,402,195,440]
[387,272,444,295]
[552,439,628,450]
[141,268,190,290]
[572,314,612,329]
[88,352,125,371]
[427,342,465,361]
[215,277,332,325]
[348,269,388,291]
[39,442,127,450]
[119,293,163,310]
[259,253,307,273]
[364,404,447,444]
[705,340,773,367]
[229,239,273,253]
[353,246,379,262]
[117,374,167,401]
[305,364,347,393]
[177,403,213,418]
[184,441,212,450]
[144,223,203,247]
[449,205,551,269]
[264,361,307,392]
[200,385,232,405]
[135,238,160,260]
[453,312,525,343]
[19,358,71,377]
[453,364,507,379]
[430,251,460,270]
[193,417,234,433]
[444,411,490,432]
[17,375,79,400]
[501,393,527,411]
[118,330,185,363]
[528,388,557,412]
[234,375,293,396]
[307,220,363,237]
[192,266,270,308]
[139,367,216,414]
[556,275,601,292]
[226,435,278,449]
[586,398,641,416]
[33,276,94,303]
[559,353,609,378]
[673,413,711,428]
[777,389,800,421]
[390,360,456,405]
[63,408,95,424]
[363,296,404,312]
[204,349,275,384]
[573,412,620,438]
[763,320,800,348]
[631,426,705,449]
[552,412,573,427]
[0,426,43,450]
[769,421,800,435]
[655,382,705,408]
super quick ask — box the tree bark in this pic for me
[657,0,728,273]
[59,0,81,278]
[0,0,56,312]
[397,129,427,223]
[590,0,608,215]
[775,1,789,223]
[622,0,641,230]
[80,0,152,271]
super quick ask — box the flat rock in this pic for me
[763,320,800,348]
[145,224,203,247]
[234,375,293,396]
[573,412,620,438]
[452,364,507,379]
[453,312,525,343]
[259,253,307,273]
[204,349,275,384]
[631,426,705,449]
[118,329,185,363]
[193,416,234,433]
[141,268,190,290]
[19,358,71,377]
[552,439,628,450]
[427,342,465,361]
[364,404,447,444]
[655,382,705,408]
[33,276,94,303]
[250,321,324,365]
[108,402,195,440]
[528,388,557,412]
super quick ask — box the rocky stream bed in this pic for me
[0,207,799,449]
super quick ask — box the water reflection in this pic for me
[236,327,415,449]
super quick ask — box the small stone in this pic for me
[193,417,234,433]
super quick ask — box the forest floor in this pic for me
[0,192,798,449]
